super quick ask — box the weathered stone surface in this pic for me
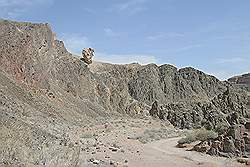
[207,140,221,156]
[82,47,94,64]
[193,141,210,152]
[237,158,250,165]
[205,125,249,157]
[228,73,250,92]
[149,87,249,130]
[245,122,250,130]
[228,73,250,114]
[0,19,249,165]
[223,136,236,154]
[149,101,167,120]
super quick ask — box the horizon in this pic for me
[0,0,249,80]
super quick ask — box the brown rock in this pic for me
[193,141,210,152]
[207,140,220,156]
[82,48,94,64]
[237,158,250,165]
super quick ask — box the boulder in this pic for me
[149,101,161,117]
[227,112,240,125]
[245,122,250,130]
[235,139,246,156]
[227,125,245,140]
[207,140,221,156]
[149,101,167,120]
[193,141,210,152]
[82,48,94,64]
[222,136,236,154]
[243,133,250,152]
[237,158,250,165]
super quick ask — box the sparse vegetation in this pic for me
[81,133,96,139]
[215,122,229,135]
[132,128,181,144]
[178,128,218,144]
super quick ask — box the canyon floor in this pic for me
[75,118,245,167]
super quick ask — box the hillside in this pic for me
[228,73,250,92]
[0,19,249,166]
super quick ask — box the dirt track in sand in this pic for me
[80,119,245,167]
[135,137,243,167]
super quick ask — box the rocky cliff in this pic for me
[228,73,250,92]
[0,19,249,166]
[228,73,250,114]
[90,62,227,105]
[228,73,250,85]
[0,19,237,117]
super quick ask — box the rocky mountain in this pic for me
[90,62,227,105]
[90,63,249,130]
[0,19,249,166]
[228,73,250,92]
[228,73,250,117]
[149,86,249,129]
[228,73,250,85]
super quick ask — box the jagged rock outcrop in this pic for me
[228,73,250,114]
[228,73,250,92]
[228,73,250,85]
[0,19,249,165]
[90,62,230,114]
[207,124,249,158]
[127,64,227,105]
[193,141,210,153]
[187,123,250,158]
[149,87,249,130]
[82,47,94,64]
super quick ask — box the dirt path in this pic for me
[77,119,245,167]
[132,137,244,167]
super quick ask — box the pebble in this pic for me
[93,159,100,165]
[109,147,118,152]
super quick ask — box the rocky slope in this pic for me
[0,19,115,166]
[90,62,227,105]
[149,87,249,129]
[228,73,250,92]
[228,73,250,85]
[90,63,249,130]
[228,73,250,116]
[0,19,249,166]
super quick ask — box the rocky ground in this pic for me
[74,118,180,167]
[19,117,241,167]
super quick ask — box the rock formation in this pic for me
[149,87,249,130]
[201,124,249,158]
[0,19,249,165]
[228,73,250,92]
[228,73,250,85]
[82,47,94,64]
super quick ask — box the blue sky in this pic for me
[0,0,250,80]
